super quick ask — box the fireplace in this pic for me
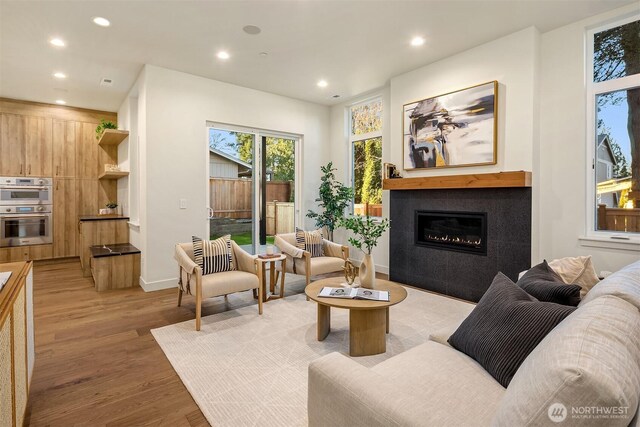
[415,210,487,255]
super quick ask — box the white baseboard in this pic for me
[139,276,178,292]
[376,264,389,275]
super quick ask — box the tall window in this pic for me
[588,16,640,234]
[350,98,382,217]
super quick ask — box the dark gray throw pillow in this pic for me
[448,272,576,388]
[518,261,582,306]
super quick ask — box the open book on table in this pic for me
[318,286,390,302]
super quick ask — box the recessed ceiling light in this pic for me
[53,72,67,79]
[243,25,261,35]
[50,38,65,47]
[411,36,425,47]
[55,100,66,105]
[217,51,230,60]
[92,17,111,27]
[317,80,328,88]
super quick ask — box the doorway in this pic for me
[207,124,300,254]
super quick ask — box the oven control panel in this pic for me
[1,205,52,214]
[0,176,52,186]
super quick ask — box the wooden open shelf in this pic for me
[98,170,129,180]
[98,129,129,147]
[383,171,532,190]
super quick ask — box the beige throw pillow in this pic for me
[549,256,599,297]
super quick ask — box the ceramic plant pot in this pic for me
[359,253,376,289]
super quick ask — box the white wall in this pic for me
[117,68,146,254]
[538,3,640,271]
[329,27,541,272]
[127,65,330,289]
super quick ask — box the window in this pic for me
[350,98,382,216]
[588,16,640,235]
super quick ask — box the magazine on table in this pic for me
[318,286,390,302]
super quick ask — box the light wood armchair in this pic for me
[274,233,349,293]
[174,240,263,331]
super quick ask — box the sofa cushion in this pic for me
[549,255,599,297]
[294,256,344,276]
[517,260,582,306]
[580,260,640,310]
[493,295,640,426]
[448,272,576,387]
[296,227,324,257]
[372,341,505,426]
[192,235,235,274]
[200,270,259,299]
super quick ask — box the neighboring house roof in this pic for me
[209,147,252,169]
[597,134,617,166]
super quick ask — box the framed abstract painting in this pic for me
[403,81,498,170]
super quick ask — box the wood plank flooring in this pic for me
[25,259,223,426]
[25,258,381,426]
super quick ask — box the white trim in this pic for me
[348,97,384,216]
[579,235,640,252]
[140,276,177,292]
[585,14,640,239]
[206,123,302,250]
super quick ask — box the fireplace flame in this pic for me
[425,234,482,247]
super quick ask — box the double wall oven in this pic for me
[0,177,53,247]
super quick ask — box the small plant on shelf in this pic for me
[106,201,118,209]
[95,119,118,140]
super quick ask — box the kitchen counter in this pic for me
[90,243,140,258]
[78,215,130,222]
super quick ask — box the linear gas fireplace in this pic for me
[415,210,487,255]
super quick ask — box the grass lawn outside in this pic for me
[226,232,275,246]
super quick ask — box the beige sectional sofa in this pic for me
[308,260,640,426]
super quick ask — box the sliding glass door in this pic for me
[207,124,299,254]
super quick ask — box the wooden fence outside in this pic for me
[354,203,383,217]
[210,179,294,225]
[210,178,252,219]
[266,202,295,235]
[597,204,640,232]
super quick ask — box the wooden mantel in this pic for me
[382,171,532,190]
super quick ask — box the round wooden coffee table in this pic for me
[305,277,408,357]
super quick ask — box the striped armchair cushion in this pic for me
[192,235,235,274]
[295,228,324,258]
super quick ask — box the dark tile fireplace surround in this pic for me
[390,187,532,302]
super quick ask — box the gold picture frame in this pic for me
[402,80,498,170]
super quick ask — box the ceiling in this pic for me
[0,0,635,112]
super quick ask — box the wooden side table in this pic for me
[256,254,287,302]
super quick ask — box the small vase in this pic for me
[359,253,376,289]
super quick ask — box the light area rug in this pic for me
[151,285,474,427]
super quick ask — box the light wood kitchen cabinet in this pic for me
[52,120,76,178]
[27,244,53,260]
[24,116,52,177]
[0,245,53,262]
[0,113,26,176]
[0,247,30,263]
[53,179,77,257]
[75,122,99,179]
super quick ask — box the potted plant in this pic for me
[340,214,390,288]
[105,201,118,215]
[95,119,118,140]
[306,162,354,241]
